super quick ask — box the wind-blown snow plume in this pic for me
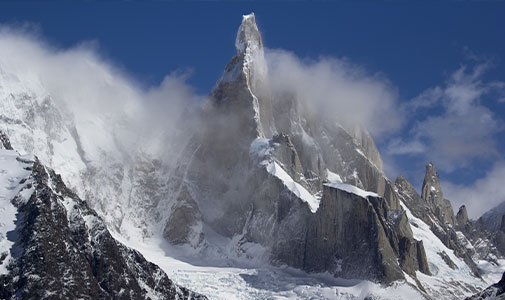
[0,25,203,158]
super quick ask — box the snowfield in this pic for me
[112,233,425,300]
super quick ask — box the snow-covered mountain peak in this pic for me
[235,13,262,55]
[422,162,443,199]
[212,13,276,138]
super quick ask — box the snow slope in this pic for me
[400,202,490,299]
[112,233,425,300]
[266,162,320,213]
[251,137,320,212]
[0,149,34,274]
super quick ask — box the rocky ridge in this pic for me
[0,132,206,300]
[162,13,443,290]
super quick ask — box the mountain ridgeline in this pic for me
[162,13,505,297]
[0,134,206,299]
[0,13,504,299]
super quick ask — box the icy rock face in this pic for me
[163,14,280,245]
[421,163,456,225]
[348,123,384,171]
[270,91,400,210]
[478,204,505,257]
[302,186,428,282]
[215,13,276,139]
[0,130,12,150]
[396,162,505,296]
[0,137,206,300]
[0,72,87,192]
[457,205,470,228]
[466,272,505,300]
[163,13,430,285]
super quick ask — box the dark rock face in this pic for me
[0,145,206,299]
[466,272,505,300]
[457,205,470,228]
[421,163,456,226]
[304,187,402,282]
[501,215,505,233]
[0,130,12,150]
[266,183,429,284]
[163,185,203,247]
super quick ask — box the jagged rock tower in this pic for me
[163,13,431,284]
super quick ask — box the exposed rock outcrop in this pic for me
[303,186,422,282]
[457,205,470,228]
[466,272,505,300]
[0,130,12,150]
[421,163,456,226]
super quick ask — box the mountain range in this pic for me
[0,13,504,300]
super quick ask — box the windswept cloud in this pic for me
[387,61,505,172]
[265,49,404,138]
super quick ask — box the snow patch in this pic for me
[266,162,320,213]
[324,182,379,199]
[326,169,343,183]
[250,138,319,212]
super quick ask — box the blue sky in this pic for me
[1,2,505,217]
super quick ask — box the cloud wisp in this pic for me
[387,61,505,172]
[265,49,404,139]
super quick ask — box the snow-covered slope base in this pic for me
[113,234,425,300]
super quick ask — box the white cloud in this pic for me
[442,161,505,218]
[265,49,404,138]
[386,138,426,155]
[388,62,505,171]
